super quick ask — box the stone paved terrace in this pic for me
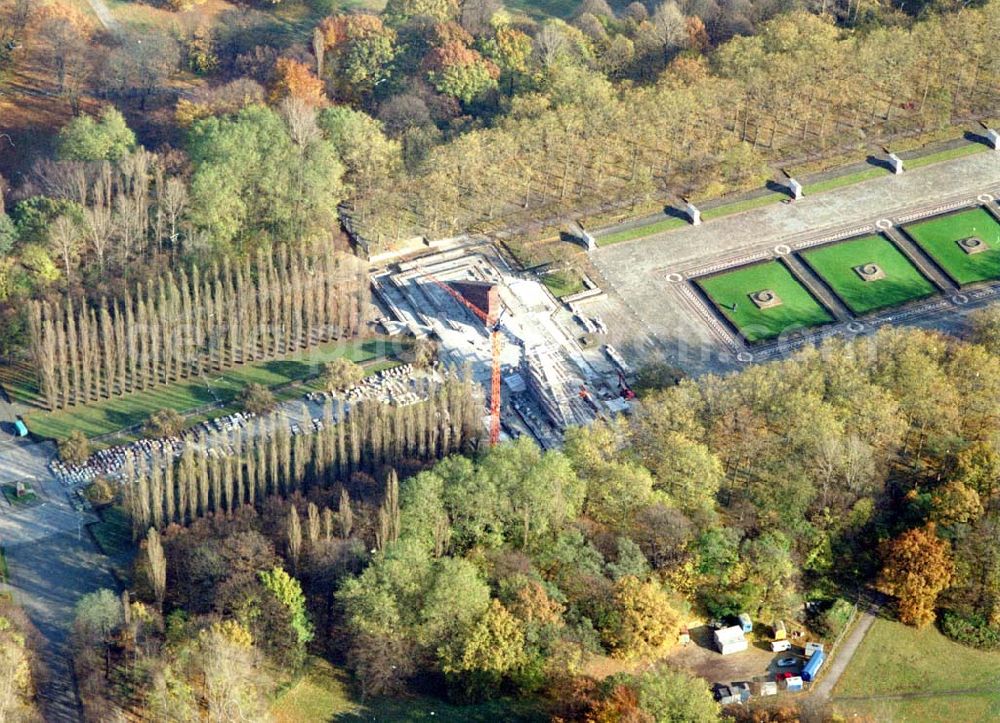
[586,150,1000,375]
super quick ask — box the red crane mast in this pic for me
[421,271,503,445]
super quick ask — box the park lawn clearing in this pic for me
[834,617,1000,698]
[22,338,391,441]
[903,207,1000,286]
[273,657,546,722]
[696,261,834,343]
[800,234,937,314]
[832,617,1000,721]
[834,692,1000,722]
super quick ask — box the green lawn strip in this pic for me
[834,618,1000,698]
[88,506,134,558]
[24,338,391,441]
[0,547,8,583]
[597,216,688,246]
[541,269,586,298]
[800,235,938,314]
[903,207,1000,285]
[906,142,988,170]
[803,166,887,195]
[700,191,788,221]
[696,261,834,343]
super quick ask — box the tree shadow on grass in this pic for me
[261,359,313,381]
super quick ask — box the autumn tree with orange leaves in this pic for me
[880,523,954,627]
[270,58,326,106]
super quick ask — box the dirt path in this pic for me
[810,595,885,702]
[85,0,120,32]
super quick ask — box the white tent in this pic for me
[713,625,748,655]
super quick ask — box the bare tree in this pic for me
[48,214,82,279]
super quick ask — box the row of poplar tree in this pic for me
[27,246,369,411]
[123,375,482,536]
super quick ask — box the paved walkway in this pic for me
[0,440,116,722]
[587,150,1000,375]
[811,595,884,702]
[84,0,119,32]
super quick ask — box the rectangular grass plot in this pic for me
[902,207,1000,286]
[695,260,834,343]
[800,234,937,315]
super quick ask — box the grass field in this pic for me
[801,234,937,314]
[20,338,395,441]
[696,261,834,343]
[272,658,546,722]
[541,268,586,298]
[902,207,1000,286]
[832,618,1000,721]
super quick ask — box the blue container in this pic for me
[737,613,753,633]
[14,419,27,437]
[801,650,825,681]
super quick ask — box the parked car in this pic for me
[712,684,731,701]
[777,657,798,667]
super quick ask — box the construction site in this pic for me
[371,243,634,448]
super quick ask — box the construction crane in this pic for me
[421,270,504,445]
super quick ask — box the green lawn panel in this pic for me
[903,207,1000,286]
[23,338,392,441]
[801,234,937,314]
[696,261,834,343]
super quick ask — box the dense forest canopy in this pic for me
[64,311,1000,720]
[0,1,997,355]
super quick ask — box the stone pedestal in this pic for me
[958,236,989,255]
[987,129,1000,150]
[686,202,701,226]
[786,178,803,200]
[888,153,904,174]
[854,263,886,282]
[750,289,783,309]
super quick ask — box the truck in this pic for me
[801,650,825,681]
